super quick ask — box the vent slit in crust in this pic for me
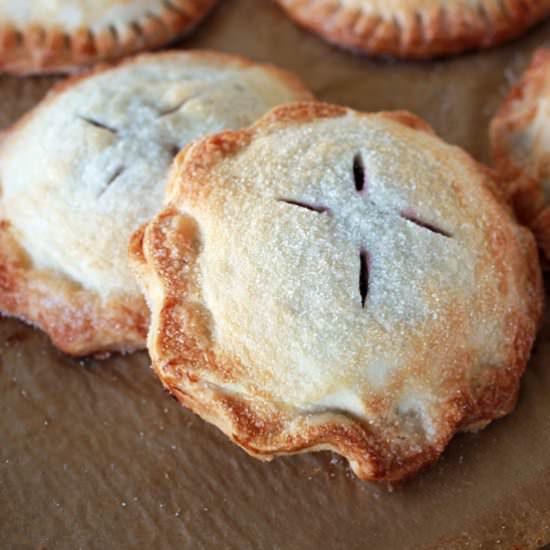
[278,198,331,214]
[353,152,367,193]
[157,94,199,117]
[359,248,369,308]
[78,115,118,135]
[400,209,452,238]
[98,166,125,197]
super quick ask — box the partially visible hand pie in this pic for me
[0,0,217,74]
[491,48,550,262]
[0,51,313,356]
[130,102,543,481]
[275,0,550,59]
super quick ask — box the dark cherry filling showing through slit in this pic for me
[359,249,369,308]
[354,153,369,306]
[353,153,367,193]
[277,152,454,309]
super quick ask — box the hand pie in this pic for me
[491,48,550,263]
[0,0,217,74]
[0,51,313,356]
[130,102,543,481]
[275,0,550,59]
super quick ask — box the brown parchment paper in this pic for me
[2,1,550,549]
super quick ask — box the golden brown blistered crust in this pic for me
[0,220,148,357]
[0,0,217,75]
[130,101,543,481]
[490,48,550,264]
[274,0,550,59]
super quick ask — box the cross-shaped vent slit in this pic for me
[353,153,367,193]
[359,249,369,308]
[273,155,456,314]
[400,209,452,238]
[278,199,331,214]
[78,115,118,135]
[98,166,125,197]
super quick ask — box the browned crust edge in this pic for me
[0,52,314,357]
[0,0,218,75]
[490,48,550,263]
[131,101,543,481]
[0,220,149,356]
[274,0,550,59]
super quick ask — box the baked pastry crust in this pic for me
[131,101,543,481]
[0,51,313,356]
[275,0,550,59]
[0,0,218,74]
[491,48,550,263]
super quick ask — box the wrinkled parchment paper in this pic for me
[2,1,550,548]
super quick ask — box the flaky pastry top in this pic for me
[0,51,312,300]
[132,102,542,480]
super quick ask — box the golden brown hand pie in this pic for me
[491,48,550,263]
[0,51,313,356]
[130,101,543,481]
[275,0,550,59]
[0,0,217,74]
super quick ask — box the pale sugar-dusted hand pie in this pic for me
[0,51,313,356]
[130,102,543,481]
[275,0,550,59]
[0,0,217,74]
[491,48,550,263]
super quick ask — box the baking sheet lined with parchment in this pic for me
[2,1,550,549]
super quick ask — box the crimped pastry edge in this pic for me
[131,101,543,480]
[0,0,218,75]
[274,0,550,59]
[490,48,550,264]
